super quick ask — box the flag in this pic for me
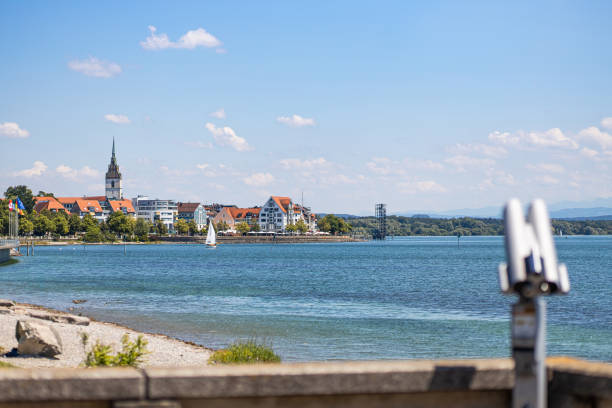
[16,198,25,210]
[7,199,14,212]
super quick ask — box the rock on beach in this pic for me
[0,301,213,368]
[15,320,63,358]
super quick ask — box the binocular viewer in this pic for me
[499,198,570,298]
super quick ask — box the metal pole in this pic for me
[512,297,546,408]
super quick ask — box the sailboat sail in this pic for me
[206,220,216,246]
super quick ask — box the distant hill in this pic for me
[316,213,360,220]
[550,207,612,220]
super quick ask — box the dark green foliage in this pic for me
[317,214,352,235]
[155,220,168,235]
[208,340,281,365]
[134,218,150,241]
[348,216,612,236]
[83,226,103,242]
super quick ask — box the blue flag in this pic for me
[16,197,26,210]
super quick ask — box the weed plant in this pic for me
[82,332,149,367]
[208,340,281,365]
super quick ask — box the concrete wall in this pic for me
[0,358,610,408]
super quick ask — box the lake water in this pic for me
[1,236,610,362]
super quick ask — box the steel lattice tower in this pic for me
[374,203,387,240]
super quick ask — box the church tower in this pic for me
[105,138,123,200]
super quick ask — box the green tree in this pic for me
[84,226,103,242]
[215,221,229,232]
[108,212,134,237]
[68,214,82,235]
[285,223,297,233]
[187,220,198,236]
[4,185,35,212]
[296,219,308,234]
[81,214,97,231]
[19,218,34,236]
[318,214,352,235]
[54,216,69,236]
[155,220,168,235]
[250,223,260,232]
[134,218,150,241]
[33,214,55,236]
[236,222,250,235]
[175,219,189,235]
[37,191,55,197]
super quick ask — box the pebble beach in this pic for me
[0,302,212,368]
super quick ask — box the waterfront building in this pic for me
[258,196,318,232]
[71,199,105,221]
[133,195,178,232]
[108,199,136,216]
[105,139,122,200]
[213,207,261,230]
[177,202,207,230]
[33,197,69,214]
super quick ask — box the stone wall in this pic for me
[0,358,610,407]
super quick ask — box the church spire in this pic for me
[112,137,116,159]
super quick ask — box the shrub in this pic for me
[83,333,149,367]
[0,361,15,368]
[208,340,281,365]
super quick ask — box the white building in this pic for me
[258,196,317,232]
[132,196,178,232]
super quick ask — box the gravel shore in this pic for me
[0,302,212,368]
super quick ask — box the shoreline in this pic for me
[0,300,213,368]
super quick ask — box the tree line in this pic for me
[347,215,612,236]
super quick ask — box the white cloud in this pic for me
[477,170,516,190]
[489,128,578,149]
[534,175,560,185]
[13,161,47,178]
[280,158,329,170]
[205,122,251,151]
[449,143,508,158]
[276,114,316,127]
[526,163,565,174]
[210,108,226,119]
[577,126,612,150]
[0,122,30,138]
[68,57,121,78]
[56,165,100,180]
[321,174,357,185]
[104,114,131,124]
[488,131,520,145]
[196,163,210,170]
[445,155,495,171]
[366,157,444,176]
[580,147,599,158]
[601,117,612,130]
[243,172,275,187]
[140,26,222,50]
[398,180,447,194]
[185,141,213,149]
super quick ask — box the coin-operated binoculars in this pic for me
[498,199,570,408]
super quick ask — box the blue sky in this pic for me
[1,1,611,214]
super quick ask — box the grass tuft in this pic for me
[83,333,149,367]
[0,361,15,368]
[208,340,281,365]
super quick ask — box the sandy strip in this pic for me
[0,302,212,368]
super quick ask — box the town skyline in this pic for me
[1,1,612,214]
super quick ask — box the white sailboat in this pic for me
[206,219,217,248]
